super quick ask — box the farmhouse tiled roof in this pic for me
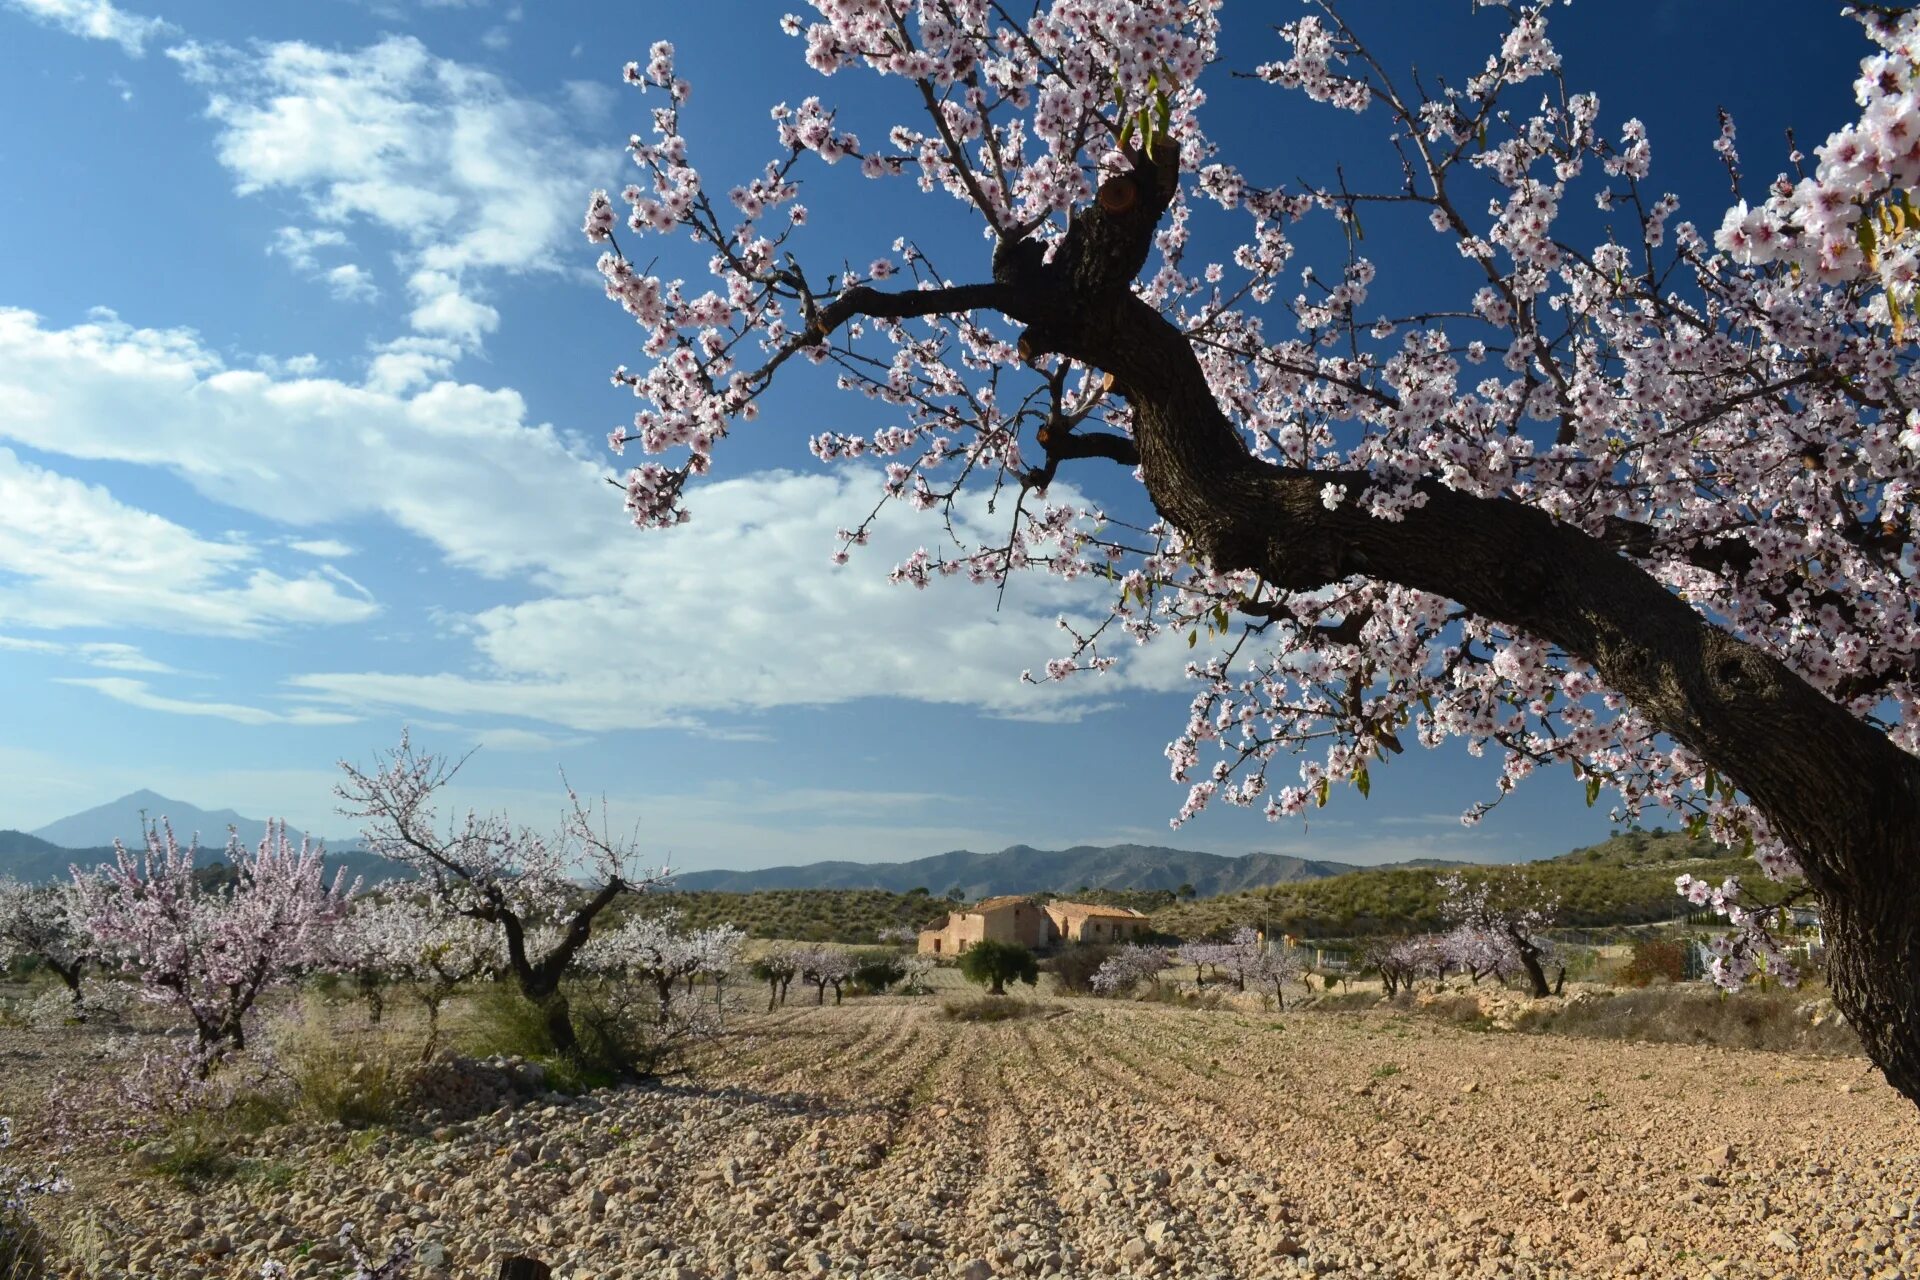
[970,895,1034,913]
[1047,900,1150,919]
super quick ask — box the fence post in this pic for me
[498,1258,552,1280]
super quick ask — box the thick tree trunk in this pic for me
[1513,943,1552,1000]
[537,990,578,1057]
[989,976,1006,996]
[49,959,83,1002]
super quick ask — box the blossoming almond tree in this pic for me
[336,732,668,1056]
[0,878,95,1012]
[1438,871,1558,997]
[79,820,355,1069]
[585,5,1920,1104]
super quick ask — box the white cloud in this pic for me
[470,727,581,752]
[58,676,363,726]
[0,636,174,672]
[3,0,172,55]
[324,264,381,303]
[0,307,601,579]
[173,34,609,351]
[287,538,355,558]
[270,227,382,302]
[0,445,379,636]
[0,307,1191,732]
[290,467,1192,730]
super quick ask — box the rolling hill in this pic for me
[671,842,1466,899]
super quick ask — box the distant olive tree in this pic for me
[958,941,1038,997]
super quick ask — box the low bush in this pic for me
[134,1117,240,1190]
[848,950,907,995]
[1545,987,1860,1056]
[1138,983,1226,1011]
[1398,984,1863,1056]
[461,981,561,1060]
[461,979,715,1088]
[940,996,1042,1023]
[273,1014,416,1129]
[1618,938,1689,987]
[1044,944,1115,996]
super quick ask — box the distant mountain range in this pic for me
[7,794,1469,901]
[3,791,400,887]
[672,842,1467,899]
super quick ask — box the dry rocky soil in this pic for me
[7,993,1920,1280]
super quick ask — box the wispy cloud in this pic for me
[59,676,363,726]
[0,441,379,636]
[3,0,173,56]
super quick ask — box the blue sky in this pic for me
[0,0,1868,871]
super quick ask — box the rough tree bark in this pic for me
[806,142,1920,1106]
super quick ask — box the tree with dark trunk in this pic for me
[584,9,1920,1106]
[338,733,666,1058]
[958,940,1038,997]
[0,878,93,1013]
[752,950,800,1010]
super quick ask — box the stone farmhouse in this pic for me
[917,895,1153,956]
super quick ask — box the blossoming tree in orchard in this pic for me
[337,732,669,1057]
[78,819,355,1069]
[581,909,746,1020]
[1089,942,1171,996]
[0,877,96,1012]
[585,5,1920,1103]
[330,895,502,1055]
[1438,870,1559,997]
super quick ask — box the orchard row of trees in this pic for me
[0,735,940,1091]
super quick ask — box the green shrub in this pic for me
[136,1117,240,1190]
[957,941,1039,996]
[848,950,906,995]
[460,981,558,1061]
[940,996,1041,1023]
[462,979,704,1088]
[1044,944,1115,996]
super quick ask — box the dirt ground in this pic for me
[6,991,1918,1280]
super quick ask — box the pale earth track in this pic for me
[7,996,1919,1280]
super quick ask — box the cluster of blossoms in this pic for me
[1436,872,1559,997]
[1677,873,1804,990]
[794,947,858,1004]
[0,876,97,1015]
[1366,933,1450,996]
[581,910,746,1017]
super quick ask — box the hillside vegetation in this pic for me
[1152,831,1790,941]
[608,887,951,943]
